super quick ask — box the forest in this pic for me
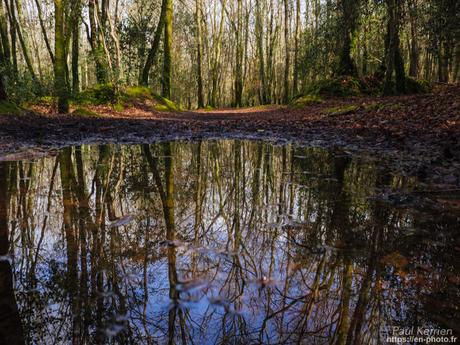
[0,0,458,111]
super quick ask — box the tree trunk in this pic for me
[283,0,290,104]
[6,0,17,76]
[195,0,204,108]
[210,0,225,107]
[14,0,36,80]
[162,0,173,99]
[408,0,419,78]
[55,0,69,113]
[34,0,54,64]
[255,0,268,104]
[0,0,10,67]
[383,0,405,95]
[140,0,167,86]
[71,0,82,95]
[88,0,107,83]
[0,72,7,100]
[337,0,359,76]
[234,0,243,107]
[293,0,300,95]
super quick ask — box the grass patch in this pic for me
[325,104,359,116]
[72,107,101,117]
[0,101,22,115]
[290,94,323,108]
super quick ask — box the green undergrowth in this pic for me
[153,94,180,112]
[73,84,180,113]
[289,94,324,108]
[0,100,23,115]
[325,105,360,116]
[75,83,117,105]
[295,75,432,105]
[203,105,215,111]
[72,107,101,117]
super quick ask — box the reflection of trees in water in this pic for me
[0,141,458,344]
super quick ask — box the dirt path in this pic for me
[1,85,459,186]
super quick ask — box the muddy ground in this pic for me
[1,84,459,189]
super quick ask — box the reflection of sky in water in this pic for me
[2,141,459,344]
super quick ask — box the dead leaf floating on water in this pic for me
[109,214,135,228]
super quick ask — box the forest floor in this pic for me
[0,84,459,188]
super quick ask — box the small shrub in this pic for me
[0,101,22,115]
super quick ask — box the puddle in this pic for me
[0,140,459,344]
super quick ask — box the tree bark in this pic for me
[195,0,204,108]
[383,0,405,95]
[293,0,300,94]
[71,0,82,95]
[55,0,69,112]
[140,0,167,86]
[337,0,359,76]
[283,0,290,104]
[162,0,173,99]
[255,0,268,104]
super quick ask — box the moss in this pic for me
[153,94,180,112]
[124,86,153,99]
[325,104,359,116]
[0,101,22,115]
[154,104,170,112]
[72,107,101,117]
[76,83,117,105]
[363,102,385,111]
[289,94,323,108]
[306,76,361,97]
[113,101,125,112]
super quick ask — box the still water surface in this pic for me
[0,140,458,344]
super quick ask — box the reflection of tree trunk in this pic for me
[346,227,381,345]
[336,257,353,345]
[59,148,83,343]
[193,141,203,245]
[145,143,179,344]
[0,162,25,345]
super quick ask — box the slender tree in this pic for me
[283,0,290,103]
[195,0,204,108]
[141,0,167,86]
[162,0,173,99]
[54,0,69,112]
